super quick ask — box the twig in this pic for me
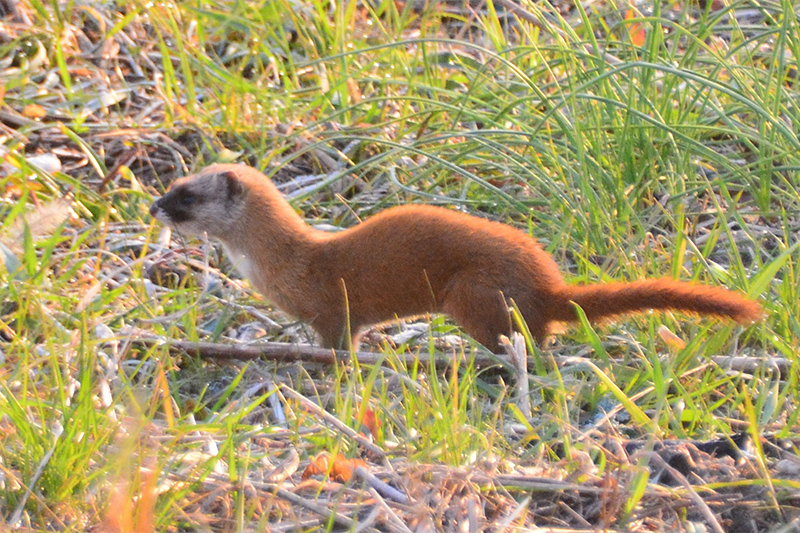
[8,422,63,527]
[713,355,789,375]
[200,471,363,531]
[366,487,414,533]
[146,466,368,531]
[643,453,726,533]
[473,473,625,495]
[133,336,507,369]
[132,336,785,376]
[272,484,360,530]
[279,385,388,460]
[501,333,531,418]
[355,466,410,504]
[352,504,382,533]
[97,150,139,193]
[463,493,483,533]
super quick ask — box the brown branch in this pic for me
[134,337,506,368]
[132,337,785,376]
[280,385,388,460]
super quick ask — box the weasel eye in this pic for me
[179,193,196,207]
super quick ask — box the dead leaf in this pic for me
[22,103,46,119]
[98,464,158,533]
[346,77,362,104]
[302,452,367,483]
[359,408,381,438]
[658,325,686,350]
[625,9,646,47]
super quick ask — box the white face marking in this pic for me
[235,255,254,281]
[223,244,254,282]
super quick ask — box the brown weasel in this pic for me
[149,164,761,351]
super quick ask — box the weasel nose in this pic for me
[149,200,160,217]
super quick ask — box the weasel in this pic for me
[149,164,761,352]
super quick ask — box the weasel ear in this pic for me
[221,170,244,200]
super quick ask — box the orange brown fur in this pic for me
[150,164,761,351]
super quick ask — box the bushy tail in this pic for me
[550,279,761,324]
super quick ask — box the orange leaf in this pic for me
[69,67,95,78]
[302,452,367,483]
[657,325,686,350]
[330,454,366,482]
[625,9,646,47]
[99,462,158,533]
[302,452,331,480]
[346,77,362,104]
[23,104,46,119]
[359,408,381,438]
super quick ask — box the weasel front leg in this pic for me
[439,275,514,352]
[305,312,348,349]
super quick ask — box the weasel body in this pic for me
[150,164,761,351]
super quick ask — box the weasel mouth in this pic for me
[149,196,194,225]
[149,203,167,221]
[149,202,178,226]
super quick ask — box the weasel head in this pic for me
[150,164,247,240]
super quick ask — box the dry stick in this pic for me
[355,466,410,504]
[8,433,61,526]
[195,471,365,531]
[501,333,531,418]
[352,504,383,533]
[279,385,388,460]
[271,485,361,531]
[143,466,369,531]
[643,453,726,533]
[137,337,789,376]
[365,487,415,533]
[138,337,505,368]
[464,494,483,533]
[98,150,139,193]
[472,473,618,495]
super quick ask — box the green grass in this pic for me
[1,0,799,530]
